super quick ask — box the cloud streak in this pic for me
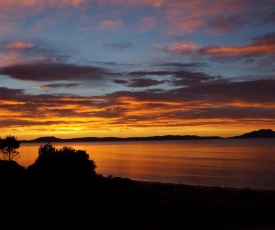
[165,33,275,65]
[0,63,110,82]
[4,41,35,50]
[36,83,80,89]
[103,42,133,51]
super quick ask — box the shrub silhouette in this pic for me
[0,160,26,184]
[27,143,97,183]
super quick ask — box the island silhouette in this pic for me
[22,128,275,143]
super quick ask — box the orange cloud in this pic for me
[166,42,198,54]
[200,44,275,58]
[5,41,35,50]
[163,0,268,35]
[0,53,25,67]
[0,0,164,9]
[95,0,165,8]
[0,0,86,7]
[165,33,275,60]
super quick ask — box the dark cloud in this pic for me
[37,83,80,89]
[198,32,275,61]
[113,79,129,85]
[115,78,166,87]
[103,42,133,51]
[206,15,246,33]
[170,78,275,103]
[108,78,275,104]
[128,71,173,76]
[0,63,110,82]
[130,105,275,121]
[262,11,275,24]
[0,39,69,63]
[0,87,25,100]
[126,70,218,86]
[0,87,86,106]
[252,32,275,45]
[182,106,275,120]
[3,77,274,108]
[171,71,219,86]
[154,62,207,69]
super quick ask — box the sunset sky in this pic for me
[0,0,275,140]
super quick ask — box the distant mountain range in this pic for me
[23,135,222,143]
[21,129,275,143]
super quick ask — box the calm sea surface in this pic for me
[17,139,275,190]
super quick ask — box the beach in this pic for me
[1,176,275,229]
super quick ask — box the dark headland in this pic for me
[229,128,275,139]
[22,128,275,143]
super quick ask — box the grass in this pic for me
[0,175,275,229]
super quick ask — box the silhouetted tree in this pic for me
[36,142,56,162]
[0,135,20,161]
[27,143,97,182]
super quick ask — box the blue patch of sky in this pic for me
[12,5,162,68]
[0,75,37,93]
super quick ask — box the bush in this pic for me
[27,143,97,183]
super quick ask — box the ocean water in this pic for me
[17,138,275,190]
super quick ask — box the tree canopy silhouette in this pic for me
[0,135,20,161]
[27,143,97,182]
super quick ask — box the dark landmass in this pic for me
[230,129,275,139]
[22,134,222,143]
[1,133,275,229]
[21,128,275,143]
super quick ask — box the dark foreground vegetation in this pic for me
[1,140,275,229]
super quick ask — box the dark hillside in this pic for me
[24,135,222,143]
[230,129,275,139]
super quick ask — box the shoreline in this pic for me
[131,178,275,193]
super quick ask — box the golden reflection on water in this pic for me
[17,139,275,189]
